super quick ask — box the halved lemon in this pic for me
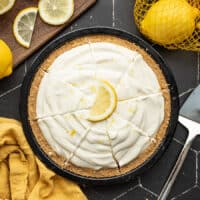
[88,81,118,122]
[13,7,38,48]
[38,0,74,25]
[0,0,15,15]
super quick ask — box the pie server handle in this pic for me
[158,116,200,200]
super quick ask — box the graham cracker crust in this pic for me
[28,34,171,178]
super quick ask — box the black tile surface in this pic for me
[172,186,200,200]
[141,139,186,195]
[83,178,138,200]
[168,150,197,199]
[114,186,157,200]
[0,0,200,199]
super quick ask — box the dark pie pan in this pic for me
[20,27,179,185]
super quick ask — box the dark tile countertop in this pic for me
[0,0,200,199]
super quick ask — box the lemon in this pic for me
[141,0,200,45]
[13,7,38,48]
[38,0,74,25]
[88,80,118,122]
[0,0,15,15]
[0,40,13,79]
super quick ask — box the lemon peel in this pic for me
[140,0,200,45]
[0,40,13,79]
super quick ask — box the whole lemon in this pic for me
[0,40,13,79]
[140,0,200,45]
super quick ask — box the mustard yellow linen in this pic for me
[0,118,87,200]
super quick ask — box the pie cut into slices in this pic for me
[28,34,171,178]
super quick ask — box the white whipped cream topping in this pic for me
[36,42,165,170]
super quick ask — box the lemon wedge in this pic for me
[38,0,74,25]
[88,81,117,122]
[0,40,13,79]
[0,0,15,15]
[13,7,38,48]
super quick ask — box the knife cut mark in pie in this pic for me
[28,35,171,178]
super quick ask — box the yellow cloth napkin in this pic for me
[0,118,87,200]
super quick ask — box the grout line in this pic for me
[0,84,22,99]
[112,0,115,27]
[170,185,196,200]
[138,176,142,186]
[197,52,200,85]
[195,151,198,185]
[112,185,139,200]
[173,137,184,145]
[179,88,194,98]
[140,185,158,197]
[190,147,198,153]
[173,138,197,153]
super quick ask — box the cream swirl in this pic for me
[36,42,164,170]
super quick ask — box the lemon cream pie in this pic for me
[28,35,171,178]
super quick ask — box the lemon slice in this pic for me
[88,81,118,122]
[0,0,15,15]
[13,7,38,48]
[38,0,74,25]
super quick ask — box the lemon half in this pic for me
[0,0,15,15]
[39,0,74,25]
[88,81,118,122]
[13,7,38,48]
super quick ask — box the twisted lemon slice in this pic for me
[88,80,117,122]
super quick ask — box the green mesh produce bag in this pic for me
[134,0,200,51]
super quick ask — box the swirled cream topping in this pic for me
[36,42,165,170]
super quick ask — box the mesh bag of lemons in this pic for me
[134,0,200,51]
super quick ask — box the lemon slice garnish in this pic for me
[38,0,74,25]
[13,7,38,48]
[88,81,118,122]
[0,0,15,15]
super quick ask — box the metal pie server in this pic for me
[158,85,200,200]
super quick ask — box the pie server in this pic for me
[158,85,200,200]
